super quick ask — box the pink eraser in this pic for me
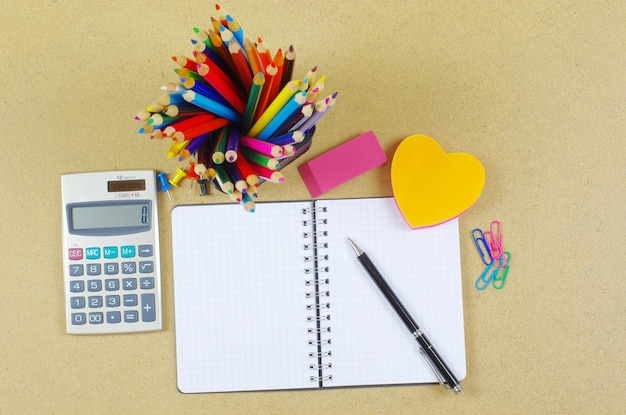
[298,131,387,198]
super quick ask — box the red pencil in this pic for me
[234,150,259,186]
[228,41,253,94]
[196,63,246,114]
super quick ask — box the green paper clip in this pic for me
[492,252,510,290]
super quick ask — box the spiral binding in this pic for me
[303,202,332,386]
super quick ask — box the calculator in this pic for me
[61,170,162,334]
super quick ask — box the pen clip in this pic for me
[417,347,454,392]
[471,228,492,266]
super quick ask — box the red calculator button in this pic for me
[69,248,83,260]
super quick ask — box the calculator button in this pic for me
[139,261,154,273]
[123,294,138,306]
[85,247,101,260]
[103,246,118,259]
[69,264,84,277]
[106,295,120,307]
[87,280,102,292]
[105,279,120,291]
[71,313,86,325]
[121,246,136,258]
[107,311,121,324]
[104,263,119,275]
[68,248,83,260]
[88,312,104,324]
[141,294,156,322]
[122,278,137,290]
[140,277,155,289]
[70,297,85,309]
[121,262,136,274]
[138,245,153,257]
[88,296,103,308]
[70,281,84,293]
[86,263,101,276]
[124,311,139,323]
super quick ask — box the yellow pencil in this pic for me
[247,80,300,137]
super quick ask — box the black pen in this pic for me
[346,237,463,394]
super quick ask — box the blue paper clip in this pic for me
[471,228,493,265]
[475,260,500,290]
[492,252,510,290]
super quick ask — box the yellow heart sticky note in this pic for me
[391,134,485,228]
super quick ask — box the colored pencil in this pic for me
[240,192,255,213]
[228,41,253,93]
[212,127,228,164]
[178,74,230,107]
[243,36,264,77]
[256,91,307,140]
[195,59,246,113]
[239,135,283,158]
[135,109,151,121]
[179,132,209,159]
[214,164,234,194]
[146,102,166,113]
[239,147,280,169]
[147,113,183,127]
[225,15,245,47]
[256,37,272,68]
[278,103,314,135]
[167,140,189,158]
[165,113,229,142]
[170,117,230,142]
[205,28,237,75]
[224,128,239,162]
[242,72,265,131]
[171,55,197,71]
[280,45,296,89]
[247,80,300,137]
[157,92,186,105]
[253,63,279,122]
[298,92,337,132]
[234,150,259,186]
[270,48,284,100]
[163,103,206,117]
[224,161,247,194]
[161,82,186,93]
[249,163,285,183]
[227,190,242,203]
[182,90,241,123]
[281,144,296,157]
[266,130,305,146]
[162,113,219,137]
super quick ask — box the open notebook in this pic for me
[172,197,466,393]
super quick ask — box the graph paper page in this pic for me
[172,201,315,393]
[315,197,466,388]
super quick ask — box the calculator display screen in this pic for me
[67,201,151,236]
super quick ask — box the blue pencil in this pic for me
[256,91,307,141]
[182,90,242,123]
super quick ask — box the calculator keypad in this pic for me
[68,244,158,329]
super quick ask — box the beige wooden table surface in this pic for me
[1,1,624,413]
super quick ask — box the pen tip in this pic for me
[346,237,362,256]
